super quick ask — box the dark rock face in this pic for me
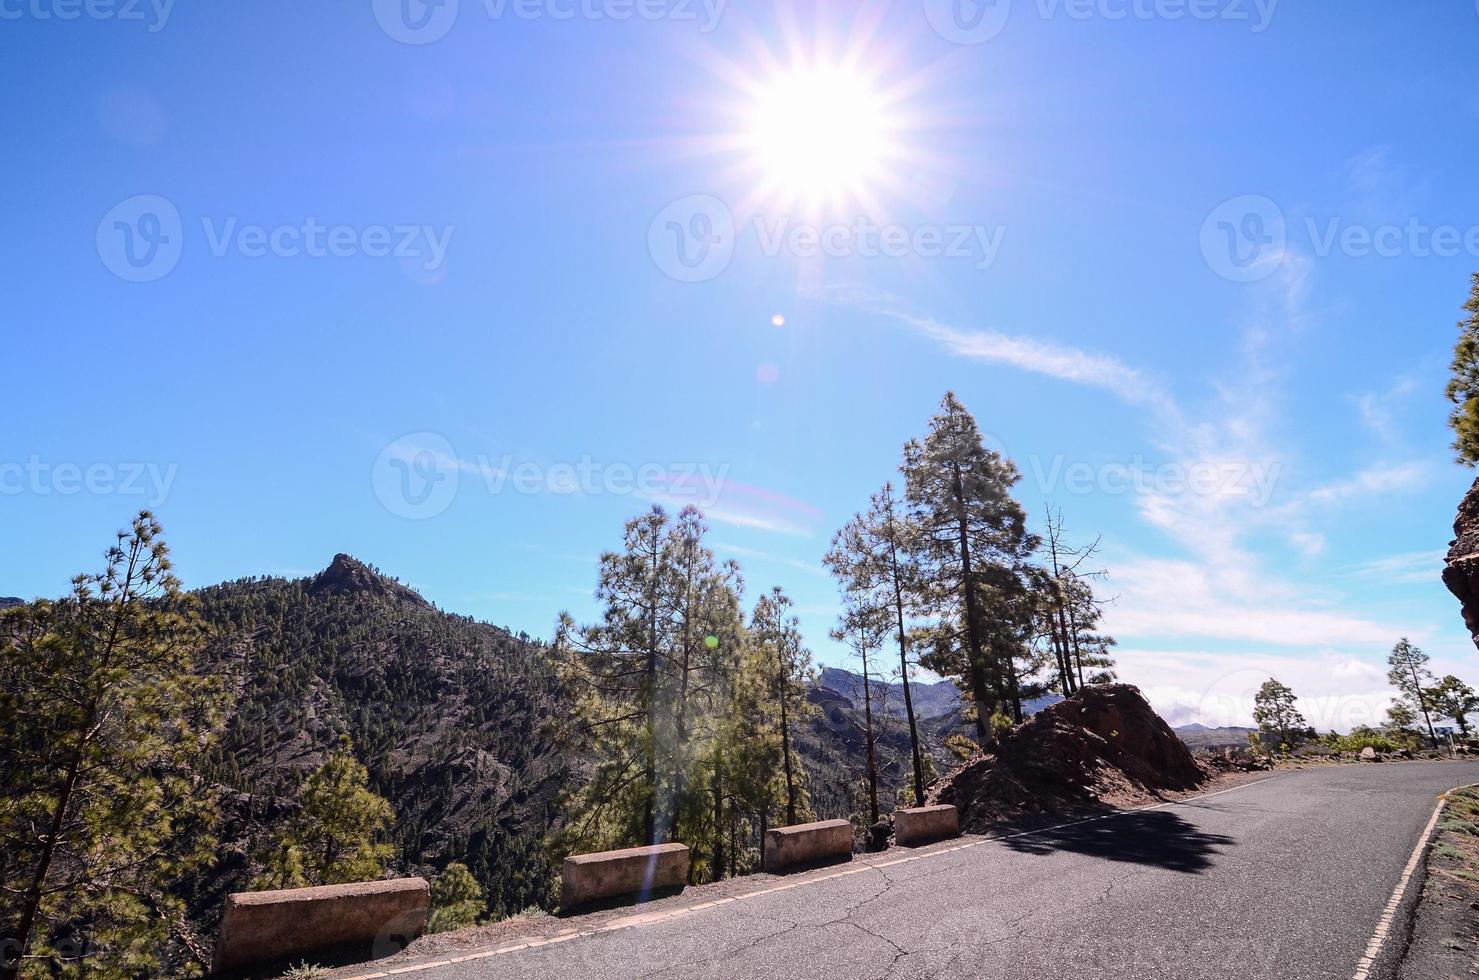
[307,553,429,607]
[1444,475,1479,649]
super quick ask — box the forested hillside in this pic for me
[187,555,571,927]
[183,556,946,936]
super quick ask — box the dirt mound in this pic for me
[927,683,1206,831]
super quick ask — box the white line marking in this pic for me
[1350,782,1479,980]
[343,774,1284,979]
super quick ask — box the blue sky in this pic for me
[5,0,1479,729]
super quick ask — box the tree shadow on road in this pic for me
[999,809,1233,874]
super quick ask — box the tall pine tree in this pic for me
[0,513,221,980]
[902,393,1038,741]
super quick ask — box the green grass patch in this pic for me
[1439,818,1479,836]
[1433,842,1463,861]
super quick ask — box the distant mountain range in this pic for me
[816,665,1064,722]
[0,597,23,609]
[1174,723,1256,749]
[818,665,962,719]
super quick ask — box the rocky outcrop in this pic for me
[1443,475,1479,648]
[307,553,429,607]
[928,684,1205,832]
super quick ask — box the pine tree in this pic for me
[822,483,928,805]
[0,512,222,980]
[1445,272,1479,464]
[902,393,1038,741]
[256,737,394,889]
[1426,676,1479,736]
[1252,678,1310,753]
[749,587,815,827]
[830,593,889,826]
[1388,638,1440,750]
[428,863,484,933]
[553,507,674,851]
[553,505,746,867]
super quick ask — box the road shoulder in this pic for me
[1398,785,1479,980]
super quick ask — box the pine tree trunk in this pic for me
[1065,599,1087,689]
[1048,610,1075,695]
[1413,664,1441,749]
[711,749,724,882]
[778,658,797,825]
[644,546,660,845]
[861,641,880,826]
[886,527,927,807]
[951,462,995,740]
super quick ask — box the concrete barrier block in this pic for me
[211,877,428,975]
[895,804,960,847]
[561,842,690,911]
[763,818,853,873]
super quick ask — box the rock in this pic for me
[1397,748,1414,760]
[307,554,429,607]
[928,684,1204,832]
[1444,475,1479,650]
[1360,746,1376,760]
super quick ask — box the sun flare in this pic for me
[741,62,902,212]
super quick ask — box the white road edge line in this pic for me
[1350,781,1479,980]
[342,773,1286,980]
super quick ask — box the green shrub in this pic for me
[282,964,329,980]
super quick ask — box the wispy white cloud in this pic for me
[1308,461,1432,503]
[819,263,1451,731]
[1353,375,1418,442]
[710,539,825,576]
[818,283,1180,420]
[1341,549,1447,585]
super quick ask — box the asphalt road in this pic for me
[355,762,1479,980]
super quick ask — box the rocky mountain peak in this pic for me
[307,554,428,607]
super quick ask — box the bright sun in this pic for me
[743,63,900,211]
